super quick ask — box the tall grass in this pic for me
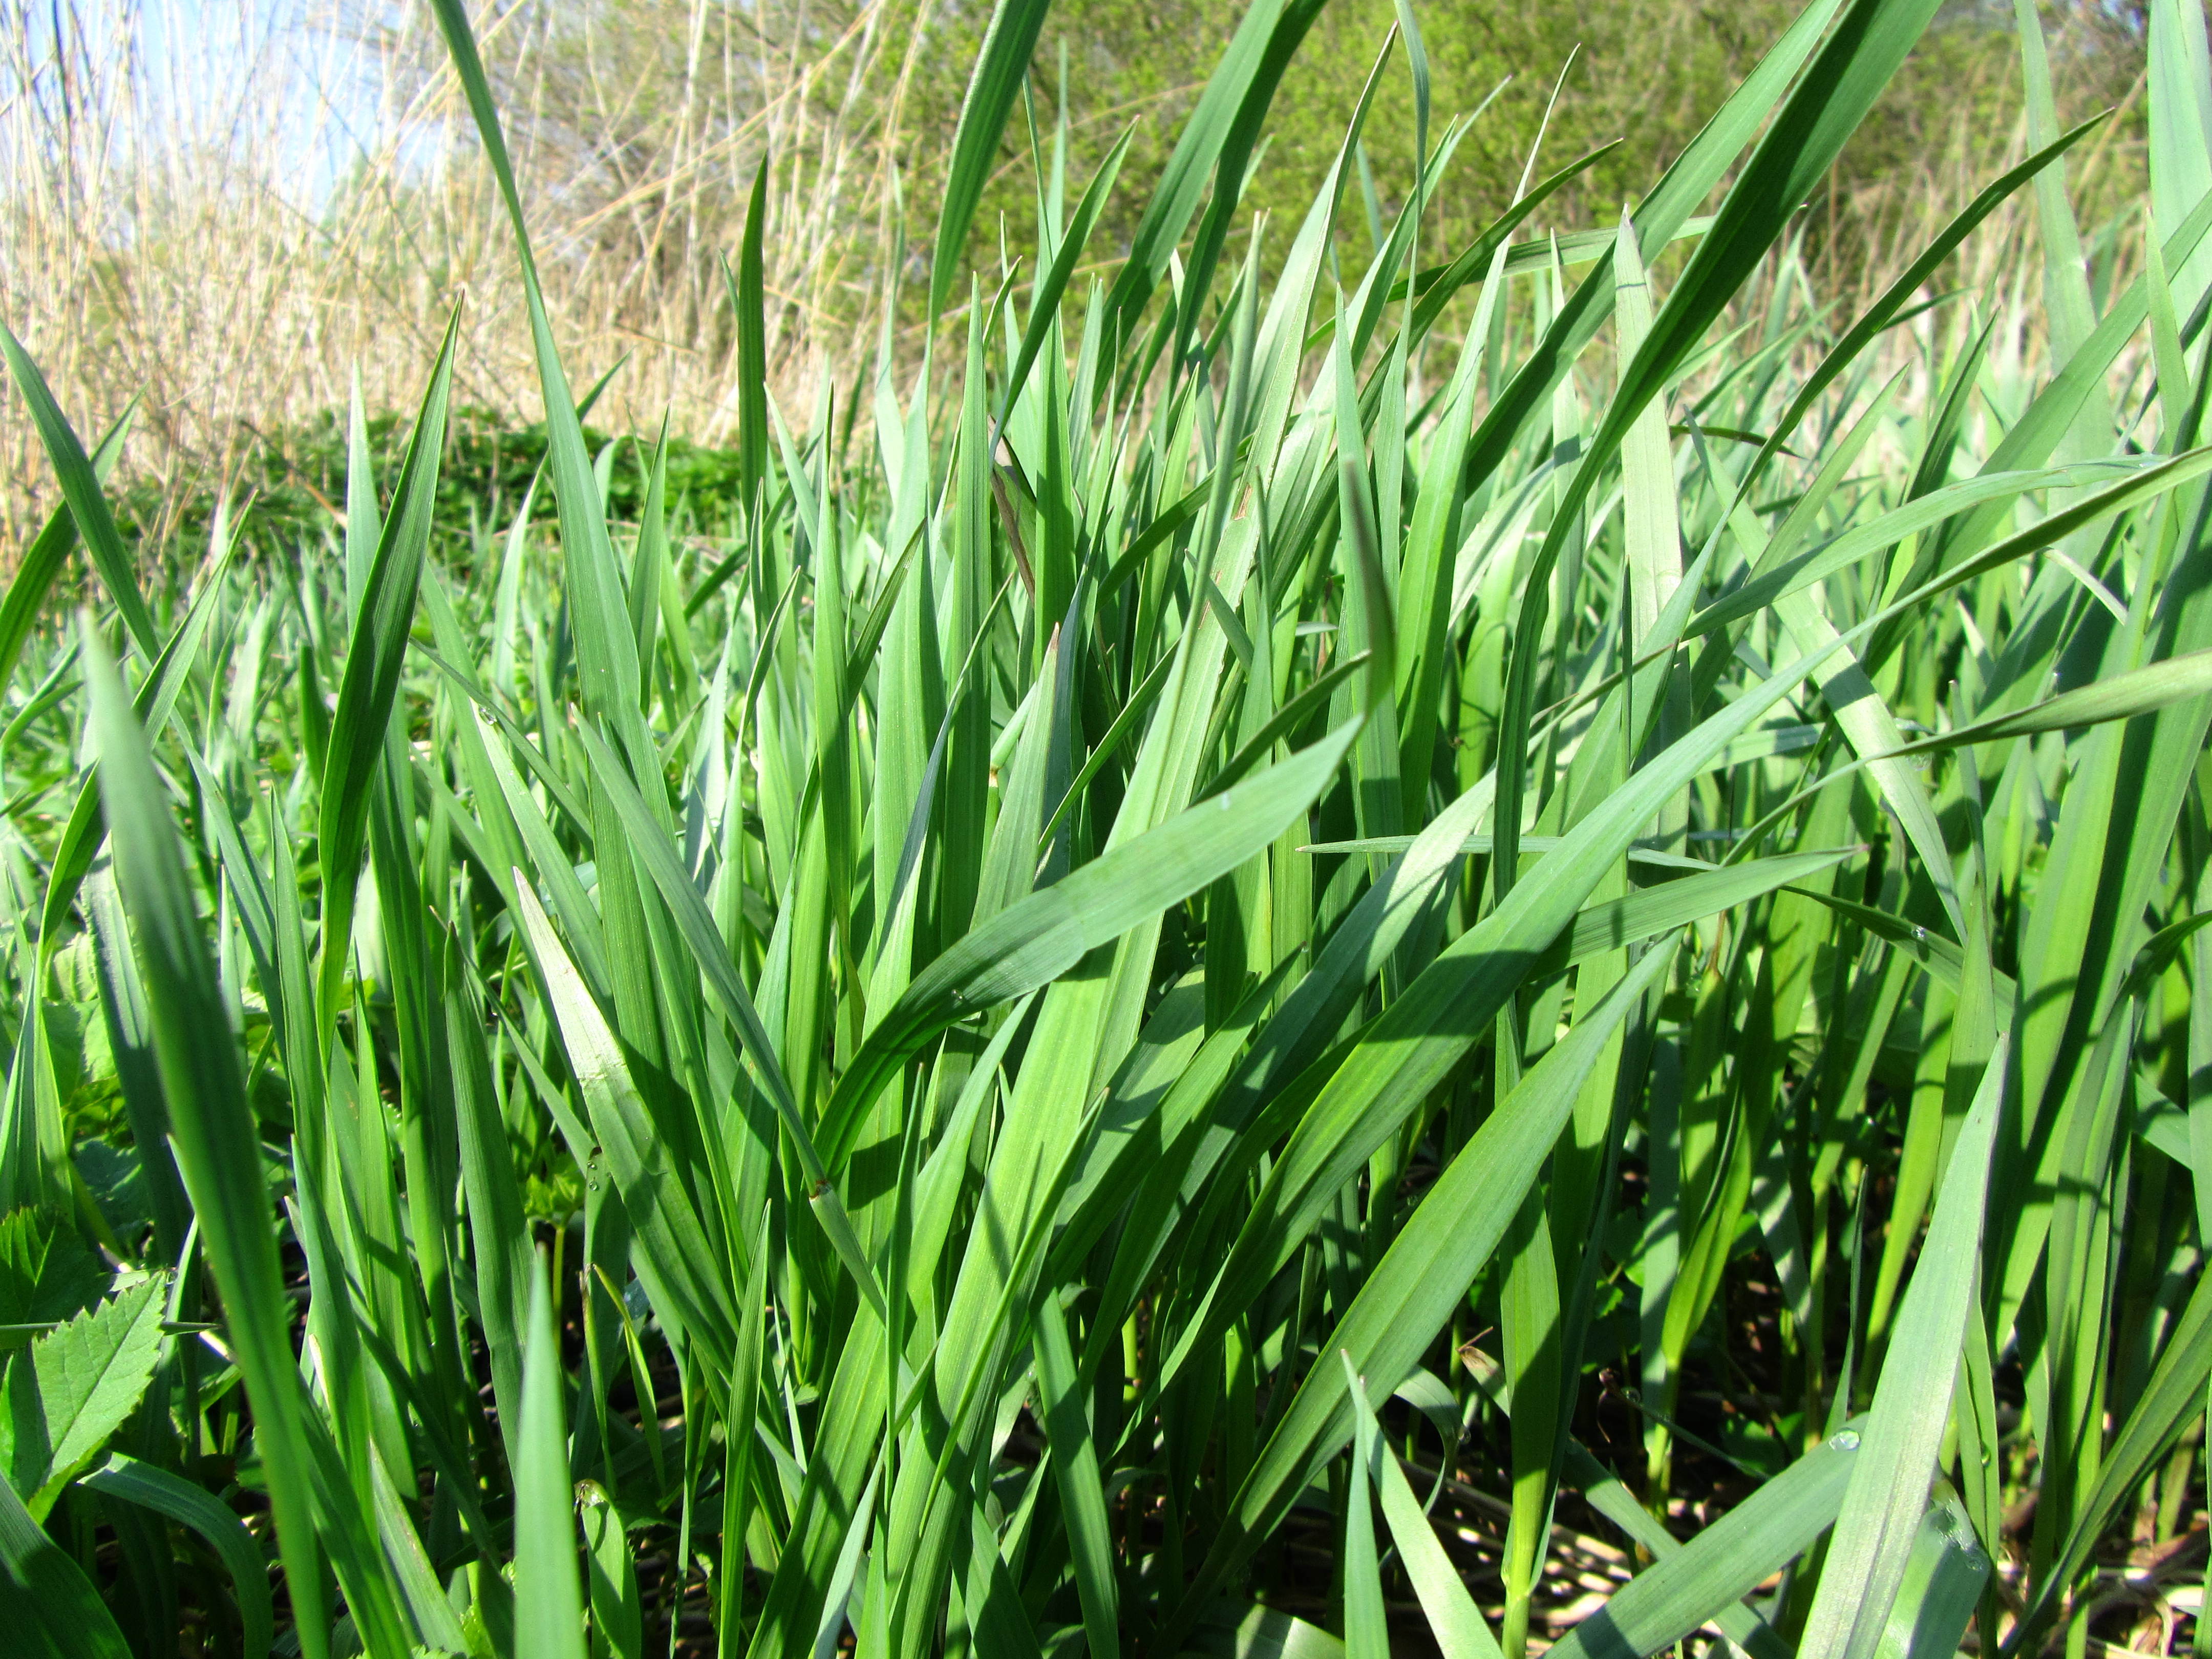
[4,0,2212,1655]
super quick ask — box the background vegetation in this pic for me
[0,0,2149,553]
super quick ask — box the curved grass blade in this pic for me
[0,1467,132,1659]
[2012,1237,2212,1643]
[1338,1354,1390,1659]
[1545,1428,1864,1659]
[83,1453,274,1659]
[82,622,329,1659]
[1346,1354,1502,1658]
[1491,0,1951,900]
[426,0,650,755]
[1166,941,1678,1637]
[446,932,533,1453]
[1037,1296,1116,1659]
[1101,0,1327,346]
[1157,613,1867,1430]
[0,403,131,694]
[510,880,740,1378]
[997,123,1137,434]
[820,720,1360,1172]
[0,328,157,658]
[1742,114,2107,490]
[1877,1495,1990,1659]
[566,717,886,1322]
[37,531,235,956]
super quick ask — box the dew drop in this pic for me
[1830,1429,1861,1451]
[1912,927,1928,941]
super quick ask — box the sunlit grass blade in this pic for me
[1798,1034,2006,1659]
[0,328,158,657]
[516,1251,590,1659]
[0,403,131,694]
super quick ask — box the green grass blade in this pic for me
[1037,1295,1117,1658]
[315,312,459,1035]
[0,403,131,695]
[82,622,329,1659]
[0,328,158,658]
[1167,941,1677,1637]
[928,0,1052,324]
[82,1453,275,1659]
[1349,1355,1503,1657]
[511,879,740,1377]
[0,1466,133,1659]
[1337,1355,1391,1659]
[998,124,1136,433]
[820,720,1359,1171]
[1545,1428,1863,1659]
[1875,1496,1990,1659]
[1798,1034,2007,1659]
[446,931,533,1454]
[516,1251,589,1659]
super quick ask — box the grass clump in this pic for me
[4,0,2212,1655]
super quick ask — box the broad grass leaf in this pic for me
[1346,1352,1501,1657]
[1037,1296,1116,1658]
[39,546,236,955]
[928,0,1052,323]
[516,1253,589,1659]
[2013,1220,2212,1639]
[315,312,459,1033]
[1336,1358,1390,1659]
[0,1466,132,1658]
[446,935,532,1454]
[1565,1446,1790,1658]
[1456,0,1848,501]
[82,624,330,1659]
[821,720,1360,1172]
[1874,1494,1990,1659]
[0,404,130,695]
[0,329,158,658]
[1101,0,1328,343]
[1163,614,1868,1424]
[1798,1034,2007,1659]
[510,880,740,1377]
[1168,941,1677,1635]
[1545,1427,1863,1658]
[1490,0,1950,888]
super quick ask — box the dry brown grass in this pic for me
[0,0,2145,558]
[0,0,940,549]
